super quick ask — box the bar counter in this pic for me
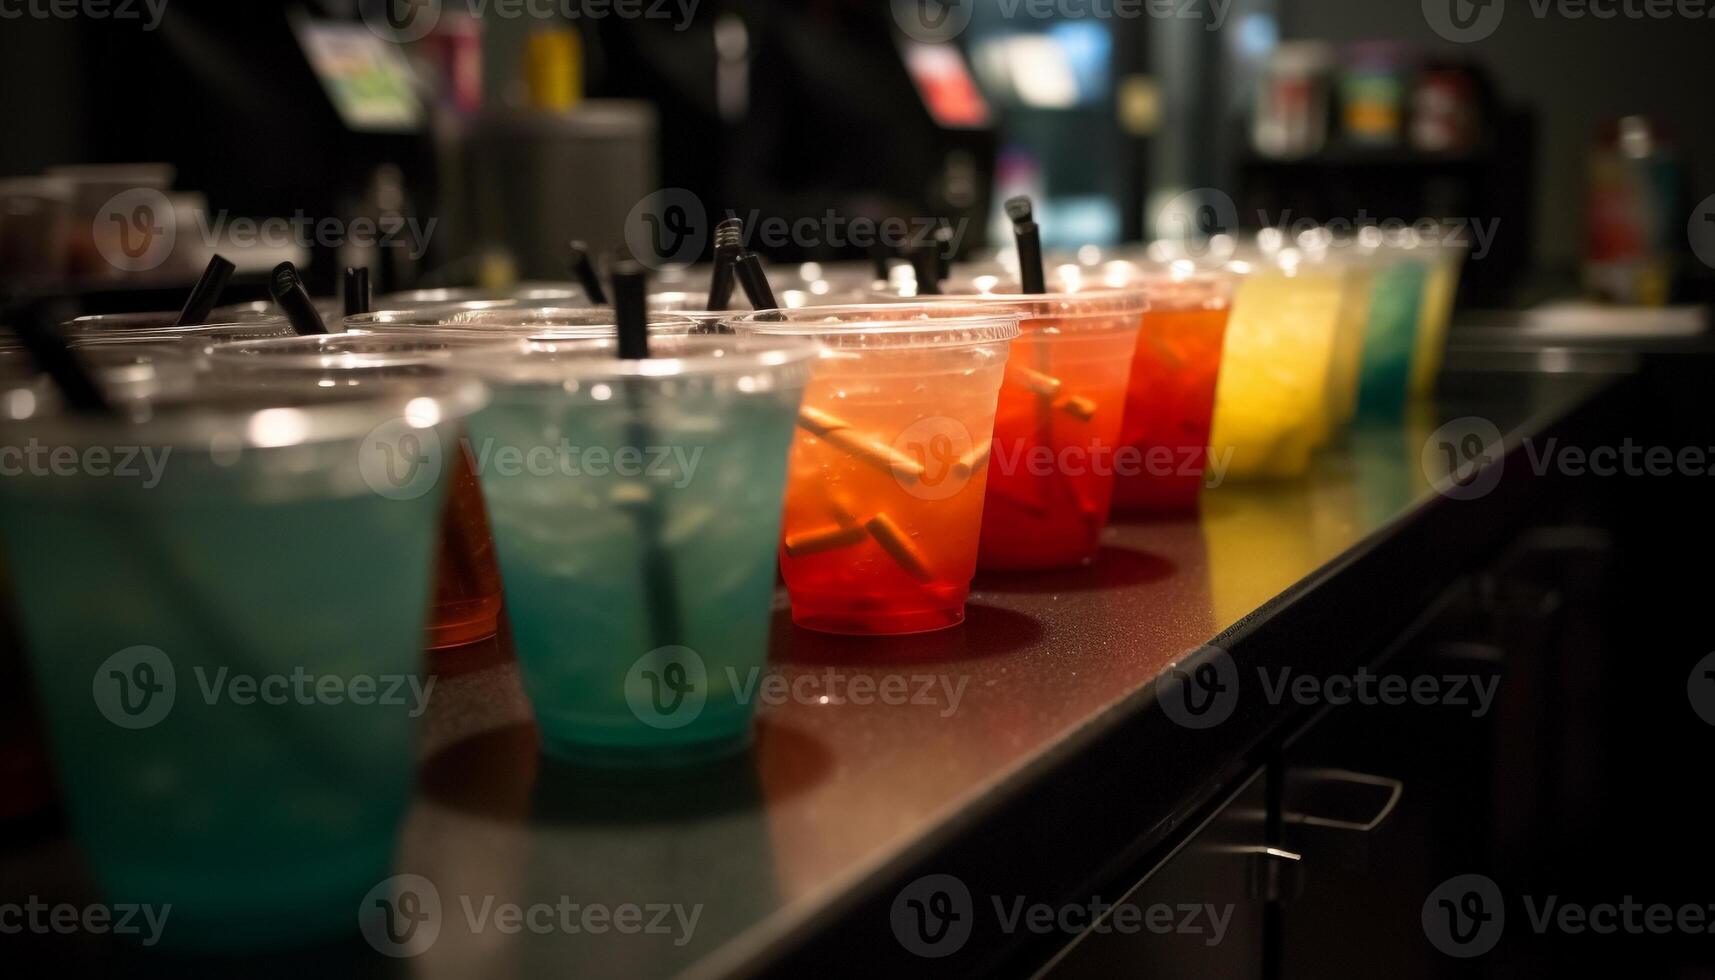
[5,350,1641,978]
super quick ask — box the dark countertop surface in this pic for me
[3,355,1634,979]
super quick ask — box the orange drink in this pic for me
[730,307,1020,634]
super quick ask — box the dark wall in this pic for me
[0,18,87,175]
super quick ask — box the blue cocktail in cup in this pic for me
[459,334,816,764]
[0,373,484,950]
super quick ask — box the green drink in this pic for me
[0,377,483,950]
[461,334,815,763]
[1356,233,1431,418]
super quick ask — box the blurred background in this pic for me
[1,0,1711,313]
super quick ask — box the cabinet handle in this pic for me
[1225,846,1302,904]
[1283,768,1404,833]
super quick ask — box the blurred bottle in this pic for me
[418,8,484,114]
[1339,41,1410,148]
[1584,116,1679,306]
[0,177,73,285]
[1410,67,1479,155]
[1252,42,1333,159]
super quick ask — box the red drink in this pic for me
[972,291,1145,570]
[426,441,504,652]
[1112,276,1233,513]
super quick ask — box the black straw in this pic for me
[344,267,371,317]
[934,220,955,283]
[1006,196,1046,295]
[269,262,328,336]
[734,252,778,310]
[175,254,236,327]
[613,260,650,360]
[568,240,608,306]
[910,240,941,296]
[869,243,893,283]
[611,259,684,650]
[705,218,743,312]
[8,319,113,416]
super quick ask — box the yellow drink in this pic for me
[1321,257,1376,439]
[1408,247,1465,396]
[1209,259,1345,480]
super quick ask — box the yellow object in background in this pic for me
[525,29,582,111]
[1209,258,1345,480]
[1321,255,1376,439]
[1408,245,1465,396]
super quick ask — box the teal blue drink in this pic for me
[463,334,815,764]
[1356,252,1429,418]
[0,378,483,951]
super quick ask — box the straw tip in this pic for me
[1004,196,1035,224]
[268,262,302,295]
[713,218,743,249]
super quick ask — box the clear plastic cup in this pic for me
[344,306,694,340]
[458,334,817,761]
[1355,229,1434,418]
[213,297,344,328]
[1208,247,1346,479]
[1408,238,1468,397]
[860,284,1148,569]
[0,375,484,950]
[62,310,292,348]
[375,283,590,308]
[646,290,737,332]
[1077,261,1236,514]
[1320,232,1382,436]
[730,306,1020,632]
[1,342,198,406]
[203,334,509,658]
